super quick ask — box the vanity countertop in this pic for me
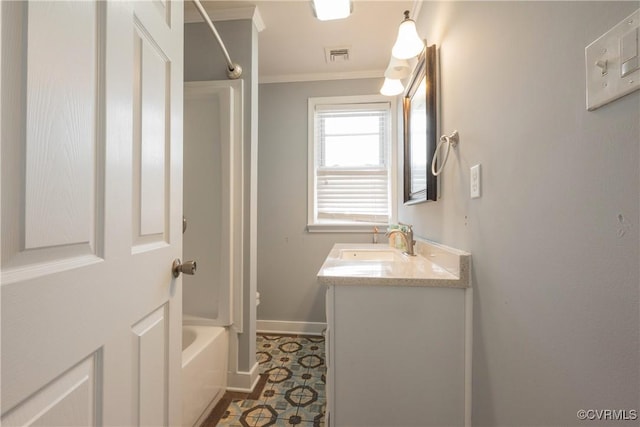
[317,240,471,288]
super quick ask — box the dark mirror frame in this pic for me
[403,44,437,204]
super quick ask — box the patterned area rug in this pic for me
[201,334,326,427]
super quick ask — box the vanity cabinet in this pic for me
[325,284,467,427]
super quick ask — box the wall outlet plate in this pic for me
[470,164,481,199]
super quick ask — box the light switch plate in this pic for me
[470,164,481,199]
[586,9,640,110]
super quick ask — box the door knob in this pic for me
[172,259,197,278]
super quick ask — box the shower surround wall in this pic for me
[256,2,639,426]
[184,15,260,390]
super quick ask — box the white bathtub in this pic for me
[182,325,228,427]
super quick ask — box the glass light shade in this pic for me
[384,57,410,80]
[391,18,424,59]
[312,0,351,21]
[380,78,404,96]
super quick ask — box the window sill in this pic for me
[307,223,388,234]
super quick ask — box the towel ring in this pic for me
[431,130,459,176]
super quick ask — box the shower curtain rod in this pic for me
[192,0,243,79]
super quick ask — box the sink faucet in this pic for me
[386,223,416,256]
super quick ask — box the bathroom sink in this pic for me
[318,242,471,288]
[339,248,406,262]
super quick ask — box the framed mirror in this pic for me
[403,44,437,204]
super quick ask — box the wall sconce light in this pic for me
[384,56,411,79]
[391,10,424,60]
[380,10,424,96]
[311,0,352,21]
[380,78,404,96]
[379,57,411,96]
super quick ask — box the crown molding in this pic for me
[184,5,265,32]
[259,69,384,84]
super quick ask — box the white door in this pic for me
[1,1,184,426]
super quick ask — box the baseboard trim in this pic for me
[257,320,327,336]
[226,362,260,393]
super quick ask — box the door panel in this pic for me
[132,305,168,427]
[24,1,100,250]
[133,22,168,240]
[1,0,105,285]
[1,353,101,427]
[1,1,183,425]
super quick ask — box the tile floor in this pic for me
[204,334,326,427]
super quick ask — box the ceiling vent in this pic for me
[324,46,350,63]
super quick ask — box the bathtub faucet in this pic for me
[386,223,416,256]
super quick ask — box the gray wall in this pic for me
[185,20,258,372]
[257,79,384,323]
[404,2,639,426]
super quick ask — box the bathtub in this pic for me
[182,325,228,427]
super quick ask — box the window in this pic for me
[308,95,396,232]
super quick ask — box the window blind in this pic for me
[313,103,390,224]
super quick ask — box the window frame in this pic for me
[307,95,397,233]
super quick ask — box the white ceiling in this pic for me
[185,0,419,83]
